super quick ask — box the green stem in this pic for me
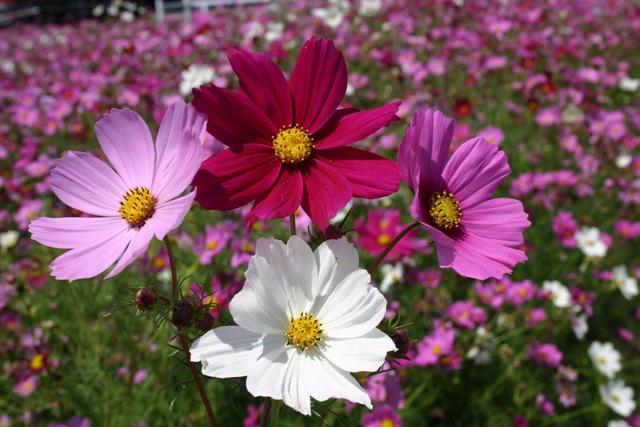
[164,237,218,427]
[260,398,282,427]
[270,400,282,427]
[289,214,296,236]
[368,221,421,273]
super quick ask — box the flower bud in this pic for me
[172,299,194,329]
[135,288,157,311]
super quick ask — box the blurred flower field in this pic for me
[1,0,639,426]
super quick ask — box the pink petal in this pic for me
[398,108,453,193]
[228,48,292,128]
[316,147,400,198]
[50,151,126,216]
[422,222,456,267]
[248,168,304,223]
[29,216,128,249]
[153,100,206,202]
[289,37,347,134]
[105,225,155,279]
[148,191,196,240]
[95,108,155,189]
[192,84,276,150]
[193,145,281,210]
[314,102,400,149]
[451,198,529,280]
[48,227,136,281]
[301,158,352,229]
[442,137,510,210]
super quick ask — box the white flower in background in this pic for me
[588,341,621,378]
[180,65,216,97]
[120,11,134,22]
[615,154,632,168]
[608,420,631,427]
[92,4,105,16]
[600,380,636,417]
[619,76,640,92]
[380,262,403,293]
[359,0,382,16]
[572,314,588,340]
[612,266,638,300]
[313,0,349,29]
[190,236,395,415]
[542,280,571,308]
[466,326,495,364]
[576,227,607,258]
[0,231,19,250]
[265,22,284,42]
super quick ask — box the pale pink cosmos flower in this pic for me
[29,100,206,281]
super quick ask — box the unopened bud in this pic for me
[172,299,194,328]
[135,288,157,311]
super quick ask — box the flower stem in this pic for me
[368,221,421,274]
[260,398,282,427]
[163,237,218,427]
[289,214,296,236]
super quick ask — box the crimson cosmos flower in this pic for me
[191,37,401,229]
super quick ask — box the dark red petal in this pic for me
[314,101,401,150]
[317,147,401,199]
[192,84,276,151]
[193,144,280,210]
[248,168,304,223]
[228,48,293,129]
[300,158,352,230]
[289,37,347,134]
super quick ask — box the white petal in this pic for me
[315,269,387,338]
[302,348,371,409]
[320,329,396,372]
[246,344,292,401]
[283,349,312,415]
[190,326,264,378]
[314,237,359,300]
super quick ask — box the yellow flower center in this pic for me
[119,187,157,228]
[429,191,461,230]
[30,354,45,370]
[381,420,395,427]
[273,126,314,164]
[377,234,391,246]
[286,313,322,351]
[207,240,218,250]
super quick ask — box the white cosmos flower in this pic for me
[576,227,607,258]
[542,280,571,308]
[0,230,19,250]
[608,420,631,427]
[180,64,216,97]
[572,314,588,340]
[588,341,621,378]
[615,154,632,169]
[359,0,382,16]
[600,380,636,417]
[313,0,349,29]
[612,265,638,300]
[619,76,640,92]
[190,236,396,415]
[380,262,403,293]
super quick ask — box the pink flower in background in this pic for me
[194,220,235,265]
[192,37,401,229]
[362,404,403,427]
[190,275,241,320]
[29,101,206,281]
[398,108,530,280]
[243,403,263,427]
[13,376,36,397]
[355,209,425,261]
[477,126,505,146]
[414,325,461,370]
[552,210,578,248]
[506,280,536,307]
[528,342,563,367]
[446,300,487,330]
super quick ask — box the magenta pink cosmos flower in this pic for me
[354,209,426,261]
[398,108,530,280]
[192,37,401,229]
[29,101,206,281]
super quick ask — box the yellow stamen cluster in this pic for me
[377,234,391,246]
[272,125,314,164]
[286,313,322,351]
[119,187,157,228]
[428,191,462,230]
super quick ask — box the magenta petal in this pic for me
[289,37,347,134]
[193,145,281,210]
[228,48,293,128]
[316,147,400,198]
[300,158,352,230]
[50,151,126,216]
[450,198,530,280]
[29,216,128,249]
[398,108,454,193]
[153,100,206,202]
[192,84,276,150]
[248,168,304,223]
[442,137,510,210]
[48,227,136,281]
[422,222,456,267]
[314,102,400,149]
[95,108,155,188]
